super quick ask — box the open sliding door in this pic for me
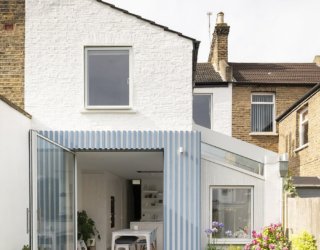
[30,131,76,250]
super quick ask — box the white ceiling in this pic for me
[77,151,164,180]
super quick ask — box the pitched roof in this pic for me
[96,0,200,81]
[96,0,199,43]
[230,63,320,84]
[277,83,320,122]
[195,63,223,83]
[0,95,32,119]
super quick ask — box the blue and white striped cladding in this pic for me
[39,130,201,250]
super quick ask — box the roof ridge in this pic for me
[96,0,200,43]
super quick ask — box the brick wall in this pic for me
[0,0,25,108]
[279,91,320,176]
[232,85,312,152]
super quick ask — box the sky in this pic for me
[105,0,320,63]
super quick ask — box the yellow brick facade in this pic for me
[232,85,312,152]
[279,91,320,176]
[0,0,25,108]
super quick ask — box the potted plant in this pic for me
[77,210,101,249]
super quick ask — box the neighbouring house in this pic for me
[194,13,320,152]
[276,84,320,248]
[277,83,320,177]
[1,1,285,250]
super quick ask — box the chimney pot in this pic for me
[314,55,320,66]
[216,12,224,24]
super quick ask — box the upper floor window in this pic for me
[85,47,131,109]
[299,107,308,147]
[193,94,212,129]
[251,93,275,133]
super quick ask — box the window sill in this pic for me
[249,132,278,136]
[81,109,137,114]
[213,238,251,245]
[294,143,309,153]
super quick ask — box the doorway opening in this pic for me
[76,150,164,250]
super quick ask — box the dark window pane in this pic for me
[302,122,308,145]
[251,104,273,132]
[87,50,129,106]
[193,94,211,129]
[252,95,273,103]
[211,188,251,239]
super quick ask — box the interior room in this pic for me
[77,151,164,250]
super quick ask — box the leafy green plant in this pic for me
[77,210,101,244]
[22,245,30,250]
[284,176,297,197]
[291,231,317,250]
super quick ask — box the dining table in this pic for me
[111,228,157,250]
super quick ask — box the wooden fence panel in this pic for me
[287,197,320,249]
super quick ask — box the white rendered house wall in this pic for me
[25,0,194,131]
[193,85,232,136]
[0,100,31,249]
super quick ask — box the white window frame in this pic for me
[251,93,276,134]
[299,107,309,147]
[84,46,133,110]
[209,186,254,245]
[193,88,213,130]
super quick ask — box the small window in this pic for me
[210,187,252,240]
[251,93,275,132]
[299,107,308,147]
[85,47,131,109]
[193,94,212,129]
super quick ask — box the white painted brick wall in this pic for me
[193,85,232,136]
[25,0,194,131]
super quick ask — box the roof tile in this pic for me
[230,63,320,84]
[195,63,222,83]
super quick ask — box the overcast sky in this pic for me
[106,0,320,63]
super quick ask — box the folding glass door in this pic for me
[30,131,76,250]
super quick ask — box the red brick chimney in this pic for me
[208,12,230,72]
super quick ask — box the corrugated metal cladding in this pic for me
[39,130,201,250]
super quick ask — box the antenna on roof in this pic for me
[207,12,213,42]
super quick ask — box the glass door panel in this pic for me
[31,132,75,250]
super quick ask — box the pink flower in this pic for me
[252,230,257,238]
[244,243,251,250]
[269,243,276,249]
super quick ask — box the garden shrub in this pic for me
[291,231,317,250]
[244,223,289,250]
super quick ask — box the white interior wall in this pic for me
[78,170,128,250]
[0,100,31,249]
